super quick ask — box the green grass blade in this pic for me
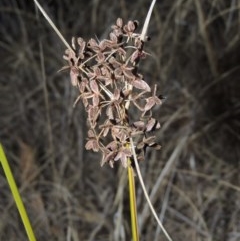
[0,144,37,241]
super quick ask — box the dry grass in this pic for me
[0,0,240,240]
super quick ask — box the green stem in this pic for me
[0,144,37,241]
[128,159,139,241]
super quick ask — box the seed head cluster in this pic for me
[63,18,162,168]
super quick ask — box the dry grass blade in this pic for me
[139,136,188,231]
[194,0,218,77]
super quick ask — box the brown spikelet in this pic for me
[63,18,163,167]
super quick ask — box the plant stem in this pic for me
[0,144,37,241]
[33,0,72,51]
[130,138,173,241]
[128,159,140,241]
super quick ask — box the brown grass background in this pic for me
[0,0,240,240]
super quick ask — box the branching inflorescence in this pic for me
[63,18,162,168]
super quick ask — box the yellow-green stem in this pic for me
[128,159,139,241]
[0,144,37,241]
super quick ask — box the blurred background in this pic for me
[0,0,240,240]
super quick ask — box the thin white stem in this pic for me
[33,0,73,51]
[140,0,157,41]
[130,138,173,241]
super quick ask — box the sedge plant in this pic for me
[1,0,173,240]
